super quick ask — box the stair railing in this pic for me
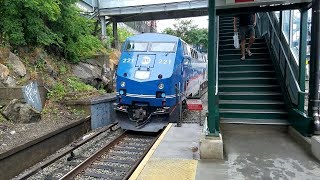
[215,16,219,96]
[256,12,307,108]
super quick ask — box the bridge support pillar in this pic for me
[207,0,219,136]
[112,19,119,49]
[298,8,308,112]
[308,0,320,134]
[100,16,107,42]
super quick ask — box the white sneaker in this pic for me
[241,56,245,61]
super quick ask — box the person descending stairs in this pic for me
[218,16,289,125]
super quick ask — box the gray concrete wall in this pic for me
[90,94,117,129]
[65,93,117,129]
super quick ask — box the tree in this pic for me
[0,0,105,62]
[162,19,208,51]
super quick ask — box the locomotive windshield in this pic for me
[125,41,148,51]
[150,42,176,52]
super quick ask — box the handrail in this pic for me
[262,12,307,95]
[215,16,219,96]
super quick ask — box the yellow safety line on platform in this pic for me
[129,123,173,180]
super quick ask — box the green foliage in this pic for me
[163,19,208,51]
[48,77,96,101]
[35,58,46,71]
[59,63,68,75]
[106,25,133,47]
[0,0,105,62]
[67,77,95,92]
[48,82,66,101]
[118,27,133,43]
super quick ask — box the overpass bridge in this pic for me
[80,0,311,22]
[78,0,312,48]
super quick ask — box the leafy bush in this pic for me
[47,77,97,101]
[0,0,105,62]
[47,82,67,101]
[106,24,133,47]
[67,77,95,92]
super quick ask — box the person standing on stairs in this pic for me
[234,13,256,61]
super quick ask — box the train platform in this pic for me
[129,123,320,180]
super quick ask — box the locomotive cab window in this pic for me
[125,41,148,51]
[150,42,176,52]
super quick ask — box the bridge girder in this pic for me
[95,0,311,22]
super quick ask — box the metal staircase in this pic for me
[218,16,289,125]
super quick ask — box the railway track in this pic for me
[63,132,159,180]
[16,123,160,180]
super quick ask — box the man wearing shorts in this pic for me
[234,14,256,60]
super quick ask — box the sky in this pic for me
[156,16,209,32]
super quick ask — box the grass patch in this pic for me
[48,77,98,102]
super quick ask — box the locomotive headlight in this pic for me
[161,93,166,98]
[158,83,164,90]
[120,81,126,87]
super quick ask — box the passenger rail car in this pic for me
[114,33,207,132]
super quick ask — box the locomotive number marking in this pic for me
[159,59,171,65]
[122,58,134,63]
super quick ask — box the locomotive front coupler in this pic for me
[113,103,128,113]
[153,107,170,115]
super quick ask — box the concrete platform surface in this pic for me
[132,123,320,180]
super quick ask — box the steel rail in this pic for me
[122,132,161,180]
[59,131,127,179]
[16,122,119,179]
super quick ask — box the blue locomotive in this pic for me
[114,33,207,132]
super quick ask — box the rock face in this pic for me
[8,52,26,77]
[0,64,16,87]
[0,63,9,80]
[0,47,10,64]
[73,57,115,91]
[3,76,16,87]
[1,99,41,123]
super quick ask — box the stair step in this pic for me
[219,58,269,62]
[219,20,234,24]
[219,77,278,85]
[220,109,288,119]
[220,118,290,125]
[219,64,273,71]
[219,100,285,109]
[219,92,282,100]
[219,32,238,36]
[219,38,264,43]
[220,108,287,113]
[219,53,270,60]
[219,47,268,54]
[219,42,266,49]
[219,84,280,91]
[219,59,270,65]
[219,28,239,31]
[219,70,275,78]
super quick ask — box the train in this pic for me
[114,33,207,132]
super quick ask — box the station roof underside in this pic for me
[88,0,312,22]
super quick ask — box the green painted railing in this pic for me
[257,12,307,107]
[257,12,313,135]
